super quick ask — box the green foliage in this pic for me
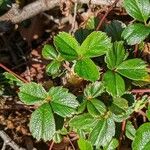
[77,138,93,150]
[18,82,79,141]
[103,138,119,150]
[122,0,150,45]
[132,123,150,150]
[125,121,136,140]
[123,0,150,23]
[122,23,150,45]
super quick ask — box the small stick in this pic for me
[0,130,26,150]
[67,135,75,150]
[131,89,150,93]
[96,0,120,31]
[0,63,28,83]
[118,120,126,150]
[134,44,138,57]
[49,140,54,150]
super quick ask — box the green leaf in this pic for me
[46,61,61,78]
[29,103,55,141]
[125,121,136,140]
[3,72,24,86]
[74,29,92,44]
[87,99,106,117]
[78,31,112,58]
[109,98,128,115]
[103,138,119,150]
[78,138,93,150]
[146,105,150,121]
[105,41,126,70]
[116,58,148,80]
[84,81,104,98]
[48,87,79,117]
[103,71,125,97]
[69,113,95,130]
[53,133,63,143]
[86,16,99,30]
[74,58,100,82]
[122,23,150,45]
[54,32,79,60]
[18,82,47,105]
[42,44,58,60]
[0,0,3,6]
[104,20,126,42]
[132,123,150,150]
[89,118,115,147]
[123,0,150,22]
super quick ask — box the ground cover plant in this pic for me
[0,0,150,149]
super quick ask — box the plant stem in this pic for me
[96,0,120,31]
[131,89,150,93]
[0,63,28,83]
[134,44,138,57]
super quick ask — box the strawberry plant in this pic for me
[2,0,150,149]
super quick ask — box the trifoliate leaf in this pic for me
[78,31,112,58]
[18,82,47,105]
[29,103,55,141]
[122,23,150,45]
[104,20,126,42]
[125,121,136,140]
[69,113,95,130]
[46,60,61,78]
[103,138,119,150]
[84,81,104,98]
[103,71,125,97]
[132,123,150,150]
[54,32,79,60]
[74,58,100,82]
[87,99,106,117]
[105,41,126,70]
[89,118,115,147]
[109,98,128,115]
[48,86,79,117]
[42,44,58,60]
[123,0,150,22]
[116,58,148,80]
[78,138,93,150]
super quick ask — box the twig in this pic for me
[134,44,138,57]
[131,89,150,93]
[49,140,54,150]
[67,135,75,150]
[118,120,126,150]
[0,0,123,23]
[0,130,26,150]
[96,0,120,31]
[0,63,28,83]
[70,2,78,34]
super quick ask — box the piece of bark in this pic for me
[0,0,123,23]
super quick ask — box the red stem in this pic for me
[96,0,120,31]
[134,44,138,57]
[0,63,28,83]
[131,89,150,93]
